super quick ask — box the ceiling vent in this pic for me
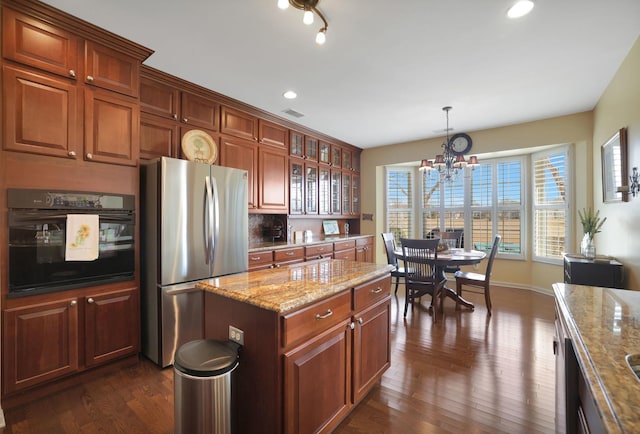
[283,108,305,118]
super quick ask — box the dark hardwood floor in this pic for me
[1,285,557,434]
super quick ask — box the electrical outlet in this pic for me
[229,325,244,345]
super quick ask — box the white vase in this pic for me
[581,233,595,259]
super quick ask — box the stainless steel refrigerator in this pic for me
[141,157,248,367]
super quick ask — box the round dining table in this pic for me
[395,247,487,309]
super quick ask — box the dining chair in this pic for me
[381,233,407,294]
[454,235,501,315]
[439,230,464,275]
[399,238,446,319]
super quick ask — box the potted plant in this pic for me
[578,207,606,258]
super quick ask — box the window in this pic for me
[418,157,524,256]
[385,168,414,240]
[532,147,570,262]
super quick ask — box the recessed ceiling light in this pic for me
[507,0,534,18]
[283,90,297,99]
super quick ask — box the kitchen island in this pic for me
[553,283,640,433]
[198,259,393,434]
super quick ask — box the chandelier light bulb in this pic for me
[277,0,289,10]
[507,0,534,18]
[303,9,314,25]
[315,29,326,45]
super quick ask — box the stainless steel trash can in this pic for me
[174,339,240,434]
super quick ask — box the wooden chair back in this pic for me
[381,233,398,267]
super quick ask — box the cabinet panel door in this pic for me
[319,167,331,215]
[352,299,391,403]
[259,146,288,211]
[3,298,79,394]
[331,170,342,215]
[290,131,304,158]
[85,89,139,166]
[2,65,79,159]
[140,113,179,160]
[342,172,352,215]
[290,160,304,215]
[84,288,139,367]
[140,75,180,119]
[85,41,139,97]
[259,120,288,149]
[181,92,219,131]
[2,8,78,79]
[304,164,318,215]
[284,320,352,434]
[220,137,257,209]
[221,106,258,141]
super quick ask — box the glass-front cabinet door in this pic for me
[319,141,331,165]
[305,164,318,214]
[352,174,360,215]
[342,149,352,171]
[290,161,303,214]
[331,145,341,168]
[290,131,303,158]
[331,170,341,215]
[319,167,331,215]
[342,172,351,215]
[305,136,318,162]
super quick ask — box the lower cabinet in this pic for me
[2,286,139,395]
[356,236,374,263]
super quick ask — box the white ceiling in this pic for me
[42,0,640,149]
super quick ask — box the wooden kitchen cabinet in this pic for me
[334,239,356,261]
[305,163,319,215]
[331,170,342,215]
[139,113,179,160]
[221,105,258,141]
[342,172,352,215]
[3,297,80,394]
[290,160,304,215]
[2,64,80,159]
[259,120,288,149]
[84,287,139,367]
[180,91,219,131]
[356,236,374,263]
[305,243,334,261]
[290,130,304,158]
[2,285,140,396]
[84,88,139,166]
[284,319,352,434]
[258,145,289,212]
[220,136,258,209]
[319,166,331,215]
[2,4,150,166]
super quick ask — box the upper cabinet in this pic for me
[181,92,219,131]
[1,5,152,166]
[259,120,288,149]
[220,106,257,141]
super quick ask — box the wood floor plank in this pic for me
[2,285,557,433]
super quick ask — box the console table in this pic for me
[563,254,624,288]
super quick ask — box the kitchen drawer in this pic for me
[305,243,333,258]
[281,291,351,348]
[248,251,273,270]
[333,239,356,251]
[274,247,304,263]
[356,236,374,247]
[334,249,356,261]
[353,275,391,311]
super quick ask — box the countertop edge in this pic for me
[552,283,624,433]
[249,234,373,253]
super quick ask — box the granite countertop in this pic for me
[249,234,372,253]
[553,283,640,433]
[197,259,393,313]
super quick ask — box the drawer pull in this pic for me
[286,252,294,256]
[371,287,383,294]
[315,309,333,320]
[251,256,262,261]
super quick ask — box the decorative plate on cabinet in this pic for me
[181,129,217,164]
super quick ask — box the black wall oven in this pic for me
[8,189,135,298]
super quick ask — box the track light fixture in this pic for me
[278,0,328,45]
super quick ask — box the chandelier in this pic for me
[277,0,329,45]
[419,106,479,182]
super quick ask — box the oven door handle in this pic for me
[10,212,133,222]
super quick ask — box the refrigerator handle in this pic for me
[210,175,220,265]
[204,176,214,265]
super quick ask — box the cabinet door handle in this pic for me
[86,153,93,160]
[172,113,178,120]
[70,300,77,306]
[86,75,94,82]
[371,287,383,294]
[349,321,355,330]
[87,298,95,304]
[315,309,333,320]
[357,317,363,325]
[553,340,558,355]
[69,69,76,78]
[182,117,188,123]
[68,150,76,157]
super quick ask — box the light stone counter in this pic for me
[197,259,394,313]
[553,283,640,433]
